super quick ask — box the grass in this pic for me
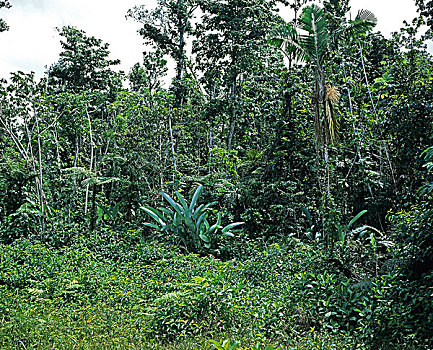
[0,233,375,349]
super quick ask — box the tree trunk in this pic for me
[85,107,94,215]
[35,112,45,232]
[90,184,97,231]
[174,0,185,108]
[169,112,178,188]
[227,49,238,151]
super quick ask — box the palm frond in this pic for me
[299,4,329,65]
[356,9,378,25]
[81,176,120,187]
[62,167,95,179]
[95,177,121,186]
[346,9,377,36]
[332,9,377,46]
[268,23,306,62]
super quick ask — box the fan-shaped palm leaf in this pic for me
[336,9,377,39]
[355,9,378,26]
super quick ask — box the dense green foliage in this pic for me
[141,184,244,252]
[1,0,433,348]
[0,236,384,349]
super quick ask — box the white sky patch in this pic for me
[1,9,59,75]
[0,0,429,82]
[0,0,148,80]
[278,0,420,37]
[349,0,418,37]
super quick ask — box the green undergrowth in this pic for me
[0,232,400,349]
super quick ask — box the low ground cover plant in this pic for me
[1,230,424,349]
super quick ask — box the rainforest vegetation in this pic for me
[0,0,433,348]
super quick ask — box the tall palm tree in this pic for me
[268,4,377,196]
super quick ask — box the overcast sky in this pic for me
[0,0,429,81]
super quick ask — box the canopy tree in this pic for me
[128,49,168,95]
[128,0,197,107]
[194,0,285,150]
[47,26,122,93]
[0,0,11,33]
[416,0,433,30]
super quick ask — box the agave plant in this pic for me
[209,339,276,350]
[209,339,240,350]
[141,185,244,252]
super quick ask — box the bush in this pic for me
[368,202,433,349]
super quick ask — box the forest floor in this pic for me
[0,231,376,349]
